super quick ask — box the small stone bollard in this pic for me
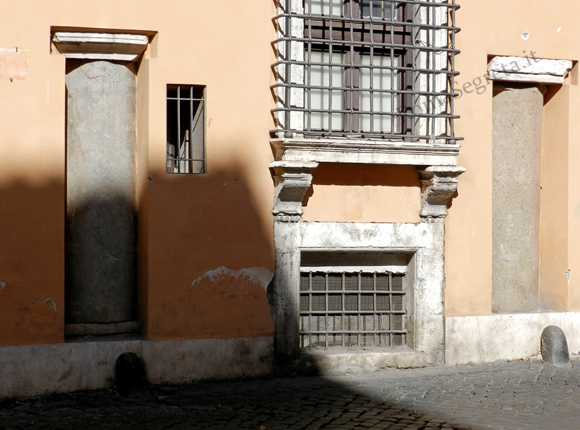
[115,352,147,396]
[540,325,570,366]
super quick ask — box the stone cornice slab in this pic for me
[52,32,149,61]
[271,138,460,166]
[488,56,573,84]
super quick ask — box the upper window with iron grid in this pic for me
[303,0,410,136]
[272,0,461,143]
[307,0,396,19]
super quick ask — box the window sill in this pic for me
[271,137,460,166]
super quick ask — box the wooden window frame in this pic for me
[304,0,412,136]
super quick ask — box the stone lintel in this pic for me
[52,32,149,62]
[270,161,318,220]
[488,56,573,84]
[417,166,465,218]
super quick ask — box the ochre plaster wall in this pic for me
[4,0,580,344]
[446,0,580,316]
[0,0,276,344]
[302,164,421,224]
[539,85,569,311]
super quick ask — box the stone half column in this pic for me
[65,60,138,324]
[491,84,544,313]
[52,32,150,327]
[270,161,318,360]
[487,56,572,314]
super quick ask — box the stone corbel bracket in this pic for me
[488,56,573,84]
[417,166,465,219]
[270,161,318,222]
[52,32,150,62]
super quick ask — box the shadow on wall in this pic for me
[0,157,276,344]
[145,166,275,339]
[0,179,65,345]
[65,190,137,325]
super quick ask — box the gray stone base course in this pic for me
[308,349,441,375]
[0,336,274,400]
[446,312,580,365]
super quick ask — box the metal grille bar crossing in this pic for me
[299,271,407,349]
[272,0,461,143]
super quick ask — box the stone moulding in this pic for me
[488,56,573,84]
[418,166,465,218]
[52,32,150,62]
[270,161,318,219]
[271,138,460,167]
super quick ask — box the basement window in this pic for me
[166,84,206,174]
[299,252,408,350]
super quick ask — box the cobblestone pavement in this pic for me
[2,360,580,430]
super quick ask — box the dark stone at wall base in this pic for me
[541,325,570,366]
[115,352,147,396]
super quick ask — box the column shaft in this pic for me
[492,84,543,312]
[65,60,137,323]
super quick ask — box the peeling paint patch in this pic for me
[151,266,276,338]
[0,48,29,80]
[0,281,6,291]
[521,31,530,40]
[190,266,274,291]
[30,298,57,314]
[566,270,571,282]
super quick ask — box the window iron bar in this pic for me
[299,271,407,350]
[272,0,461,142]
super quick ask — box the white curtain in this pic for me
[360,54,396,133]
[307,51,345,131]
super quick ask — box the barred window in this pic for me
[272,0,460,142]
[299,271,407,349]
[166,84,206,174]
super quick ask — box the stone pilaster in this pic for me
[492,84,544,313]
[270,161,318,359]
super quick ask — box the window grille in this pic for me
[299,271,407,349]
[272,0,461,143]
[166,84,206,174]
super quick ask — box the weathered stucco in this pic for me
[0,48,28,80]
[0,0,277,344]
[148,266,275,339]
[3,0,580,398]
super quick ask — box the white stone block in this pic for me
[488,56,573,84]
